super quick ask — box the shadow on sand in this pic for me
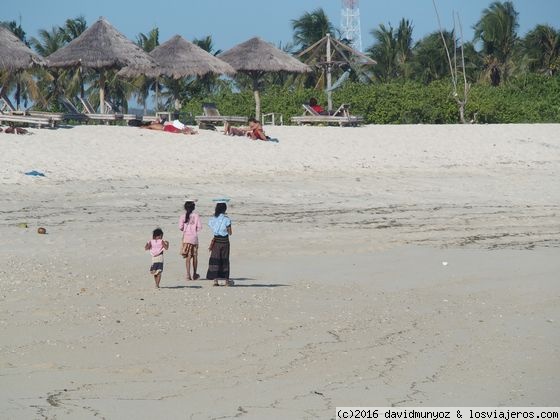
[225,283,289,288]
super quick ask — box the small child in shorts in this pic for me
[144,228,169,288]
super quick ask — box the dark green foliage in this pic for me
[183,76,560,124]
[468,74,560,123]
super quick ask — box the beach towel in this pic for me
[24,170,45,177]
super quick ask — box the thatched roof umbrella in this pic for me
[0,25,47,107]
[0,25,46,71]
[218,37,311,118]
[119,35,235,111]
[297,33,376,112]
[46,17,155,113]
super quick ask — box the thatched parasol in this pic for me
[46,17,155,113]
[119,35,235,111]
[0,25,46,109]
[119,35,235,79]
[0,25,47,71]
[297,34,376,112]
[218,37,311,118]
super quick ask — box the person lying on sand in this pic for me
[140,118,197,135]
[2,126,29,134]
[224,118,268,141]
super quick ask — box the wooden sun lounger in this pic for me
[291,115,363,126]
[0,93,18,113]
[194,102,248,126]
[291,103,364,126]
[78,97,139,121]
[61,97,128,124]
[27,110,88,123]
[0,113,55,128]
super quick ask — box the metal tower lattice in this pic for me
[341,0,363,52]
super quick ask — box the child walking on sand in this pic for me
[206,202,233,287]
[145,228,169,288]
[179,200,202,281]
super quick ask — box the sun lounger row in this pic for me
[290,103,364,126]
[194,103,248,126]
[0,113,56,128]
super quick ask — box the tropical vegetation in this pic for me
[1,1,559,123]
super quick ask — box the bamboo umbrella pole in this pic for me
[155,77,159,112]
[326,34,333,112]
[252,73,261,119]
[99,71,106,113]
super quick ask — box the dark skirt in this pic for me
[206,236,230,280]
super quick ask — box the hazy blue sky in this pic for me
[3,1,559,52]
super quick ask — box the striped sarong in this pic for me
[180,242,198,258]
[206,236,230,280]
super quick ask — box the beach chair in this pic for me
[194,103,248,126]
[291,103,363,127]
[0,113,55,128]
[0,93,17,114]
[64,97,123,124]
[61,97,83,114]
[58,97,89,122]
[302,103,321,116]
[103,98,141,122]
[78,96,98,113]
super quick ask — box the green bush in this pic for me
[182,74,560,124]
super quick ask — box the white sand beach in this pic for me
[0,123,559,418]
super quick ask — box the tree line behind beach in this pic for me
[1,1,559,124]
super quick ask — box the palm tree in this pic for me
[1,20,28,45]
[191,35,224,97]
[395,19,414,79]
[1,21,41,109]
[0,69,41,110]
[104,70,133,112]
[291,8,337,53]
[29,27,67,109]
[60,16,89,98]
[160,77,189,111]
[412,31,455,83]
[136,27,159,53]
[30,26,65,56]
[134,27,159,113]
[473,1,519,85]
[367,23,397,81]
[61,16,87,43]
[523,24,560,76]
[367,19,413,81]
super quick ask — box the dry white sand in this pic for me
[0,124,559,418]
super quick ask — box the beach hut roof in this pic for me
[0,25,46,71]
[119,35,235,79]
[218,37,311,74]
[46,17,155,69]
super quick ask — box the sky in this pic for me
[3,0,560,53]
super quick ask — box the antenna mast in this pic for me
[341,0,363,52]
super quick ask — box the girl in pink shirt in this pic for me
[179,201,202,281]
[144,228,169,288]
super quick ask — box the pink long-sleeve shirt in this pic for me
[179,212,202,244]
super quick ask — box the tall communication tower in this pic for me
[341,0,363,52]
